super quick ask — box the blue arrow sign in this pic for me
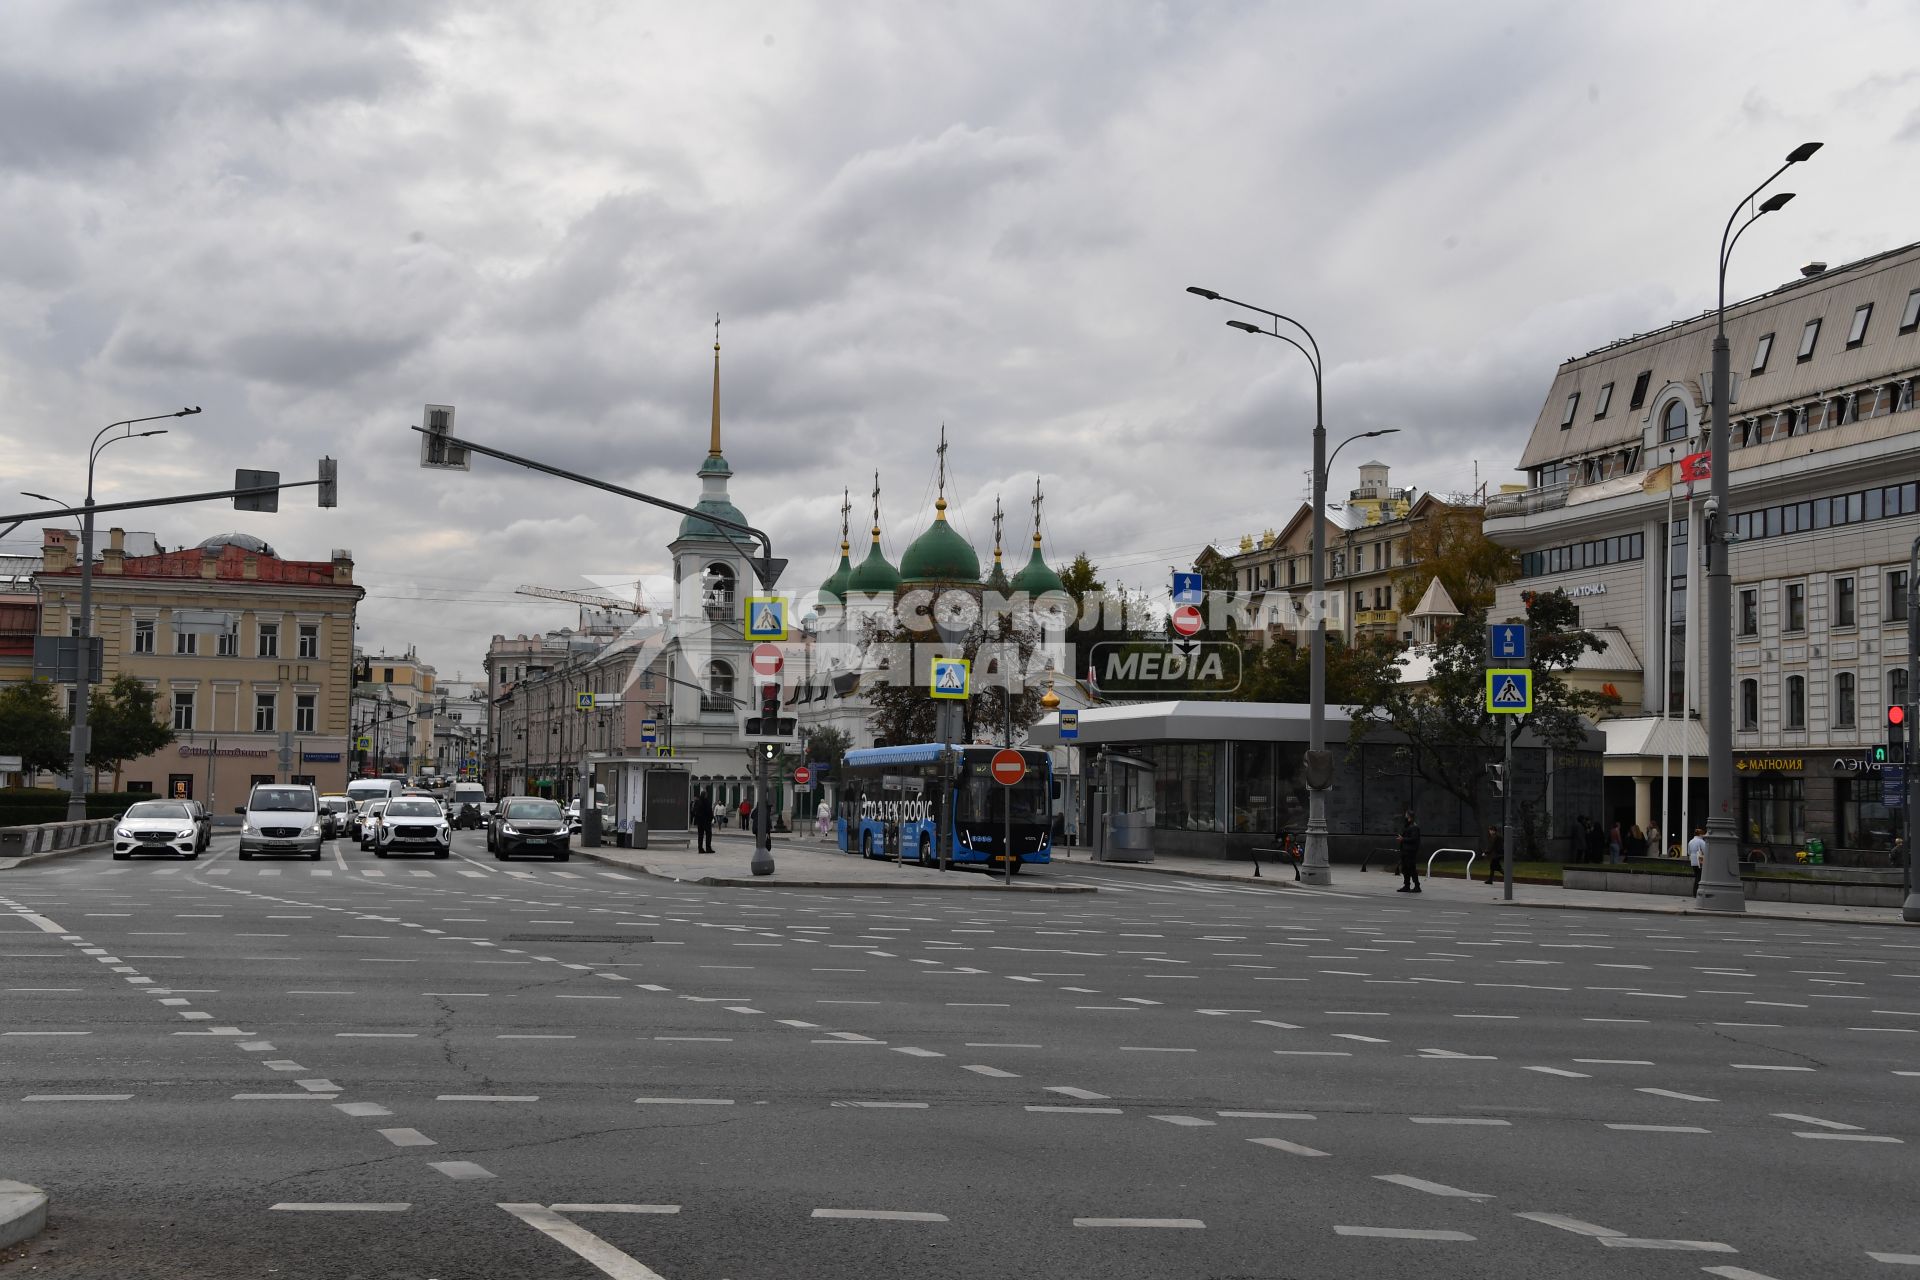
[1171,572,1203,606]
[1489,624,1528,662]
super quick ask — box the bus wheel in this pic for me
[861,830,874,859]
[1009,855,1024,876]
[918,836,934,868]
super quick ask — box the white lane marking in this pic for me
[833,1102,928,1109]
[1275,1050,1352,1057]
[231,1093,335,1100]
[378,1128,436,1147]
[498,1203,670,1280]
[1120,1046,1196,1053]
[892,1047,944,1057]
[1376,1174,1493,1200]
[437,1095,538,1102]
[1703,1268,1790,1280]
[1523,1066,1591,1078]
[337,1033,417,1038]
[1515,1211,1624,1237]
[1045,1086,1109,1100]
[1249,1138,1327,1157]
[22,1094,132,1102]
[1026,1106,1122,1114]
[1773,1112,1861,1131]
[1073,1218,1205,1228]
[1151,1115,1215,1126]
[1732,1064,1813,1072]
[271,1203,410,1212]
[1574,1059,1654,1065]
[634,1097,733,1105]
[4,1031,91,1036]
[1596,1238,1735,1252]
[1638,1088,1717,1102]
[812,1208,947,1222]
[550,1205,680,1214]
[16,914,69,933]
[1333,1227,1474,1240]
[1865,1252,1920,1264]
[1606,1125,1709,1133]
[1411,1117,1509,1126]
[429,1161,495,1180]
[1795,1132,1902,1143]
[334,1102,392,1117]
[655,1037,731,1043]
[962,1065,1019,1078]
[1253,1019,1303,1030]
[1219,1111,1314,1120]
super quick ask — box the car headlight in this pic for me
[501,824,519,835]
[301,823,320,836]
[241,821,255,835]
[115,827,132,839]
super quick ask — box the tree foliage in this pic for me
[87,675,174,784]
[862,606,1049,746]
[1393,503,1519,615]
[1344,589,1617,833]
[0,681,70,773]
[1232,634,1381,705]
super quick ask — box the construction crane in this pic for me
[514,584,650,616]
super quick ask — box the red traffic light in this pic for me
[1892,705,1908,727]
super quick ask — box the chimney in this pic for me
[42,529,73,574]
[101,527,126,575]
[1800,261,1828,278]
[200,546,219,579]
[331,548,353,585]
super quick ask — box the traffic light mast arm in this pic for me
[0,478,315,525]
[410,425,785,588]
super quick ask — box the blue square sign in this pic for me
[1059,709,1079,740]
[1172,572,1204,606]
[1489,623,1528,662]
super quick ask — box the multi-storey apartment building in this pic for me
[1485,242,1920,863]
[350,648,437,778]
[33,528,363,805]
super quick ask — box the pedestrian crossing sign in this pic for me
[930,656,971,700]
[744,595,788,640]
[354,735,371,751]
[1486,668,1533,714]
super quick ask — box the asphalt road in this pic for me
[3,831,1918,1279]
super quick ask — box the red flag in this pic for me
[1677,451,1711,483]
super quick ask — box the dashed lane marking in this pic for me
[22,1094,132,1102]
[1411,1117,1509,1126]
[1045,1086,1109,1100]
[1151,1115,1215,1126]
[812,1209,948,1222]
[1026,1106,1123,1115]
[271,1203,410,1212]
[1702,1267,1790,1280]
[1773,1112,1861,1131]
[1606,1125,1709,1133]
[1523,1066,1590,1078]
[1073,1218,1205,1229]
[1638,1088,1717,1102]
[550,1205,681,1214]
[1376,1174,1493,1200]
[1795,1132,1903,1143]
[437,1095,538,1103]
[1515,1212,1625,1238]
[962,1065,1019,1078]
[1866,1252,1920,1264]
[1333,1227,1474,1240]
[377,1128,436,1147]
[429,1161,495,1180]
[1249,1138,1327,1156]
[1596,1238,1736,1252]
[1219,1111,1314,1120]
[499,1203,670,1280]
[634,1097,734,1105]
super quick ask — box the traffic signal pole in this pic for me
[1904,535,1919,923]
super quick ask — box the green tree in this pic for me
[1394,503,1518,615]
[1232,633,1379,705]
[862,607,1049,747]
[87,675,174,788]
[1343,589,1616,840]
[0,681,71,773]
[1058,552,1156,694]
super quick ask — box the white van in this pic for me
[346,777,406,809]
[237,783,323,860]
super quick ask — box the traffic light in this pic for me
[317,456,337,508]
[739,683,797,742]
[1487,763,1505,796]
[419,404,470,470]
[1888,704,1908,765]
[760,684,780,722]
[234,468,280,512]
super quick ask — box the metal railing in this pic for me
[1485,482,1571,520]
[1427,847,1480,881]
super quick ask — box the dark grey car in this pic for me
[487,796,570,861]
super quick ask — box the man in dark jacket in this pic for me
[1483,824,1503,885]
[1397,810,1422,892]
[692,789,715,854]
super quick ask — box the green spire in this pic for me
[1011,476,1065,596]
[846,471,902,594]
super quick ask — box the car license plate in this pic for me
[268,841,293,849]
[140,840,172,848]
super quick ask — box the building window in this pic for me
[258,623,279,658]
[1629,370,1652,410]
[1834,576,1855,628]
[1797,317,1821,361]
[1661,399,1689,442]
[174,629,197,655]
[1740,678,1758,730]
[1743,777,1806,847]
[702,562,737,613]
[1890,570,1911,622]
[217,628,237,656]
[1834,672,1857,727]
[254,692,277,733]
[1144,742,1220,833]
[1560,391,1580,429]
[1738,588,1758,636]
[171,691,195,731]
[703,660,735,713]
[1594,382,1614,419]
[1784,582,1806,633]
[298,624,318,659]
[1785,675,1806,729]
[1751,332,1774,374]
[295,693,316,734]
[1902,288,1920,334]
[383,667,393,683]
[1230,741,1278,835]
[132,618,155,654]
[1848,303,1873,348]
[1836,779,1897,853]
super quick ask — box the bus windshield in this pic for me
[958,774,1049,825]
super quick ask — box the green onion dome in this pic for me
[898,498,981,587]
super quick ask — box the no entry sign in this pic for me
[793,765,812,786]
[1171,604,1203,637]
[989,749,1027,786]
[750,643,784,679]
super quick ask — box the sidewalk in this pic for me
[1078,851,1918,927]
[577,830,1092,893]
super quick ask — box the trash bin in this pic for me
[631,821,647,850]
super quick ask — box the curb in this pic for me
[1495,897,1918,927]
[576,848,1094,893]
[0,841,110,873]
[0,1181,47,1251]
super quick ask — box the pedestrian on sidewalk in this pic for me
[1397,809,1422,892]
[692,788,715,854]
[739,797,753,835]
[1687,825,1707,895]
[1483,824,1503,884]
[816,797,831,840]
[1608,820,1623,865]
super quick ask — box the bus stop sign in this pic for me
[989,749,1027,786]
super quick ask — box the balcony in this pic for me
[1485,480,1571,520]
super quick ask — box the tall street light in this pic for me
[62,408,201,819]
[1698,143,1820,913]
[1187,288,1394,884]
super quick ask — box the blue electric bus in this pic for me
[839,742,1055,872]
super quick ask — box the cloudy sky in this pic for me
[7,0,1920,679]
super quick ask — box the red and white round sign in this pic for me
[750,643,784,678]
[989,749,1027,786]
[1171,604,1203,637]
[793,765,811,787]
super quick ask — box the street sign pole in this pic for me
[1503,716,1515,901]
[1905,534,1920,922]
[1487,625,1529,902]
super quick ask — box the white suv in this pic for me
[237,783,323,860]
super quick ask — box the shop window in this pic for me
[1836,780,1897,853]
[1145,742,1219,833]
[1230,742,1276,835]
[1742,777,1806,847]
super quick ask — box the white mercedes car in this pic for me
[112,800,204,860]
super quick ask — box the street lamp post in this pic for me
[1698,142,1820,913]
[61,408,199,819]
[1187,287,1395,885]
